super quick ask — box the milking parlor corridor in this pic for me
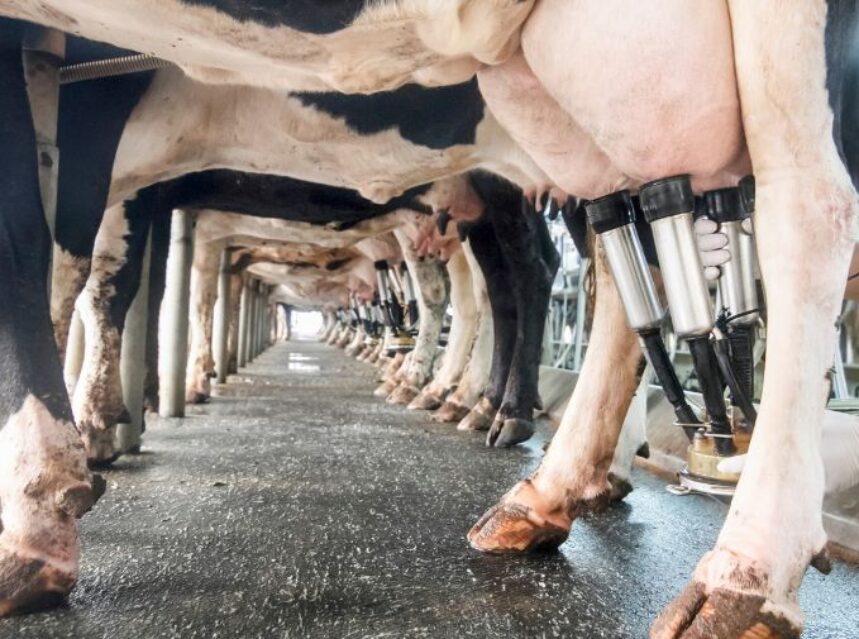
[2,339,856,639]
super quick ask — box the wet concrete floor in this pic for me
[3,339,859,638]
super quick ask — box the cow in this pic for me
[68,168,456,464]
[49,58,546,361]
[2,3,853,634]
[462,3,859,637]
[0,1,534,93]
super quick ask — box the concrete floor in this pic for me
[4,339,859,638]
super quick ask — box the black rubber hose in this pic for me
[728,325,756,411]
[385,298,405,332]
[713,336,758,424]
[687,337,736,455]
[639,330,700,439]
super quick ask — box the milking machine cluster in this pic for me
[374,260,418,355]
[586,174,761,496]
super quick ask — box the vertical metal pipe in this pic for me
[237,277,250,368]
[247,279,259,361]
[117,230,151,452]
[572,257,589,371]
[257,284,267,354]
[158,209,194,417]
[213,249,231,383]
[24,27,64,295]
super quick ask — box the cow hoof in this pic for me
[457,398,496,432]
[0,542,75,617]
[433,400,471,423]
[408,389,444,411]
[467,480,570,553]
[607,472,633,502]
[487,417,534,448]
[387,384,419,405]
[373,380,397,398]
[651,548,813,639]
[651,583,799,639]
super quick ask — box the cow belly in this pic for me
[0,0,531,93]
[522,0,746,186]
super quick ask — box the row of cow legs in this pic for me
[56,205,284,464]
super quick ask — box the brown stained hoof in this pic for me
[433,400,471,423]
[467,502,569,554]
[408,389,444,411]
[487,417,535,448]
[373,380,397,398]
[0,544,76,618]
[56,475,105,518]
[651,583,800,639]
[387,383,419,406]
[457,398,497,432]
[607,472,634,503]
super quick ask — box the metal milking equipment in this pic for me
[587,174,763,496]
[375,260,416,354]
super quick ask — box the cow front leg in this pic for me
[469,241,642,551]
[653,2,858,637]
[0,19,101,614]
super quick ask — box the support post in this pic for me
[257,284,268,354]
[23,27,64,295]
[213,249,231,383]
[573,257,589,371]
[238,276,250,368]
[117,230,151,452]
[247,279,259,362]
[159,209,194,417]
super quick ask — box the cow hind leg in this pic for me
[468,240,642,552]
[653,3,859,637]
[0,19,101,615]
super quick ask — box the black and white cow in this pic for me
[2,1,858,634]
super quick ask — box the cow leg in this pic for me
[73,198,153,465]
[457,214,517,432]
[50,249,90,359]
[410,249,477,410]
[437,237,494,423]
[653,3,858,637]
[0,19,100,615]
[487,197,560,447]
[468,241,643,551]
[389,231,449,405]
[185,239,223,404]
